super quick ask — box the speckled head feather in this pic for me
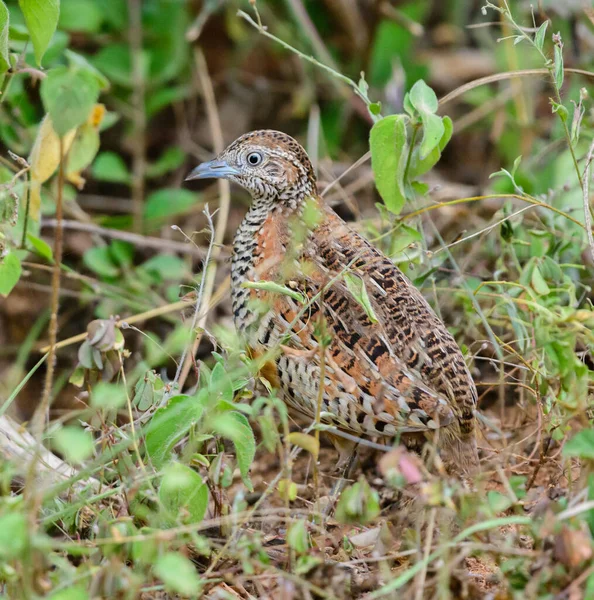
[187,130,316,205]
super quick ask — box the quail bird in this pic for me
[186,130,479,475]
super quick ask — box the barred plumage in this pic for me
[187,130,479,473]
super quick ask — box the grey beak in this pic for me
[185,159,240,181]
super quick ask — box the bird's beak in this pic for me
[185,159,240,181]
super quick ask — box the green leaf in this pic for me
[154,552,201,597]
[370,115,408,214]
[27,233,53,261]
[91,381,127,410]
[409,116,453,179]
[159,462,208,525]
[0,513,28,559]
[418,113,444,160]
[408,79,438,114]
[335,478,380,525]
[53,426,95,464]
[18,0,59,65]
[0,251,22,297]
[145,394,205,470]
[534,20,548,52]
[241,280,306,304]
[83,246,120,278]
[40,66,100,137]
[146,147,186,179]
[59,0,103,33]
[209,362,235,404]
[553,39,563,90]
[487,490,513,512]
[64,50,109,90]
[91,151,130,184]
[134,370,164,411]
[144,188,198,222]
[408,80,445,159]
[0,1,9,74]
[564,430,594,460]
[287,519,309,554]
[140,254,188,282]
[92,44,134,88]
[531,266,550,296]
[343,272,379,323]
[210,411,255,491]
[145,85,192,117]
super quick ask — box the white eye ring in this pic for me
[247,152,263,166]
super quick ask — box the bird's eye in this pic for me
[247,152,263,166]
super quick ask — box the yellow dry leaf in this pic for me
[28,115,77,222]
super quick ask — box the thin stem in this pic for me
[128,0,146,233]
[237,9,379,120]
[176,49,231,390]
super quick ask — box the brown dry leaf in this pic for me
[553,524,593,569]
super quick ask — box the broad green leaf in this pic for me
[531,266,550,295]
[408,79,438,115]
[18,0,59,65]
[409,116,453,179]
[408,80,445,159]
[83,247,120,278]
[154,553,201,597]
[91,381,127,410]
[159,462,208,525]
[209,361,234,404]
[92,152,130,184]
[370,115,408,214]
[53,426,95,464]
[210,411,255,491]
[418,112,444,160]
[0,1,9,74]
[564,430,594,460]
[144,188,198,222]
[40,67,100,137]
[145,394,205,470]
[0,251,22,297]
[0,513,28,559]
[343,272,379,323]
[27,233,53,261]
[66,124,100,176]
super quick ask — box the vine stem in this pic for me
[24,137,66,527]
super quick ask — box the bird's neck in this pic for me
[231,192,322,333]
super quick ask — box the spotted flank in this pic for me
[197,129,479,473]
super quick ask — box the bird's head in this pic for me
[186,130,317,206]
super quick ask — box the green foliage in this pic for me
[40,66,100,136]
[370,80,452,215]
[18,0,59,65]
